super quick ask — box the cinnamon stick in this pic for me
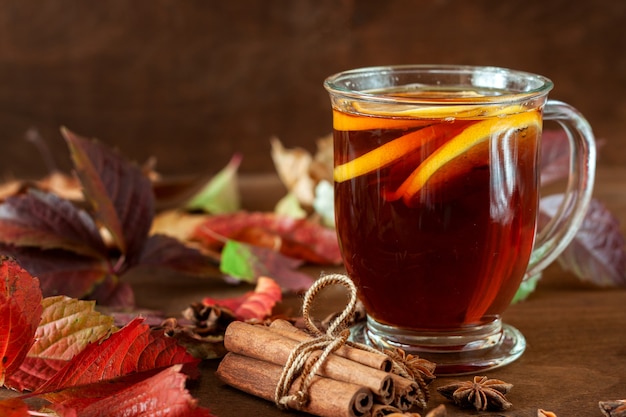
[217,352,373,417]
[390,373,420,410]
[269,319,392,372]
[269,319,423,410]
[224,321,394,404]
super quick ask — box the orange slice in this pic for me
[333,109,431,131]
[334,123,455,183]
[385,110,541,202]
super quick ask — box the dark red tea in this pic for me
[333,99,541,330]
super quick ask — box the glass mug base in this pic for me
[350,316,526,376]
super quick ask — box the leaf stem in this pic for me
[113,254,127,274]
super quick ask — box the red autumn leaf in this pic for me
[138,234,220,276]
[5,356,68,392]
[62,127,155,263]
[203,276,282,320]
[230,225,337,265]
[46,365,214,417]
[540,129,571,186]
[36,317,199,394]
[191,211,342,265]
[1,247,110,300]
[5,296,115,391]
[87,275,136,308]
[0,293,211,416]
[540,196,626,287]
[0,189,108,258]
[0,397,30,417]
[0,257,42,386]
[540,129,605,187]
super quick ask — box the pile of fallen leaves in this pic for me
[0,129,342,307]
[0,256,212,416]
[0,128,342,416]
[0,128,213,306]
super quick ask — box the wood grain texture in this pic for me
[0,0,624,180]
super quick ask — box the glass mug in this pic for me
[324,65,596,375]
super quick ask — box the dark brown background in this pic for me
[0,0,624,179]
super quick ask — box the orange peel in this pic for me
[334,123,454,183]
[333,109,431,131]
[385,110,541,202]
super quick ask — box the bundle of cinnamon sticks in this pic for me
[216,319,432,417]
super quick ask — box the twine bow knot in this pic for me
[274,273,369,410]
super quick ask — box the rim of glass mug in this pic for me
[324,64,554,106]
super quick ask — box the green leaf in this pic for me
[219,240,256,283]
[186,154,241,214]
[312,179,335,228]
[219,240,314,291]
[274,192,307,219]
[511,270,542,303]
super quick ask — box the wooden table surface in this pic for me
[187,270,626,417]
[2,166,626,417]
[151,166,626,417]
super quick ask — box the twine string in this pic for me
[273,274,432,411]
[274,273,363,409]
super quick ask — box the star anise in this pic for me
[437,375,513,411]
[385,348,437,408]
[182,301,237,336]
[600,400,626,417]
[158,302,237,359]
[385,348,437,383]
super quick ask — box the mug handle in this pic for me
[525,99,597,278]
